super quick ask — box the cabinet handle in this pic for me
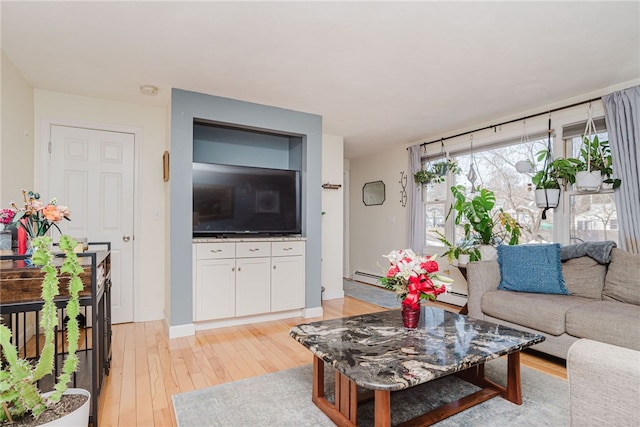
[249,248,260,252]
[283,247,293,251]
[273,265,276,270]
[210,249,222,253]
[237,267,241,272]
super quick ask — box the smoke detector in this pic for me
[139,85,159,96]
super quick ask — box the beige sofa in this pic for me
[568,339,640,426]
[467,248,640,359]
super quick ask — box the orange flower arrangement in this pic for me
[10,190,71,239]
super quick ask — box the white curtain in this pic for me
[602,86,640,253]
[407,145,424,253]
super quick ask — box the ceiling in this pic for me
[2,1,639,159]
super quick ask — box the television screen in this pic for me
[193,162,301,236]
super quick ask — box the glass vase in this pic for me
[0,230,12,268]
[401,305,421,330]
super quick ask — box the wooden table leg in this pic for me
[505,351,522,404]
[312,356,324,403]
[311,355,358,427]
[374,390,391,427]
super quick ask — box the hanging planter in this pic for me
[531,118,579,217]
[575,104,605,192]
[413,153,461,186]
[575,170,602,192]
[433,162,448,176]
[535,188,561,209]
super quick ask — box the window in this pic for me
[422,120,620,250]
[421,158,449,246]
[422,136,553,250]
[566,132,619,246]
[452,140,553,244]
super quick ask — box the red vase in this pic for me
[17,224,27,255]
[401,305,421,330]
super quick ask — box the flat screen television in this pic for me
[193,162,301,237]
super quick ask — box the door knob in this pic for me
[122,235,131,242]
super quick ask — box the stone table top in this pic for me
[290,307,545,391]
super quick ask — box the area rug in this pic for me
[343,279,401,309]
[172,358,568,426]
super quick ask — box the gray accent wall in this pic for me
[169,88,322,327]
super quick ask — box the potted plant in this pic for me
[414,158,461,186]
[433,230,481,265]
[448,186,521,260]
[531,151,581,209]
[575,135,621,191]
[0,235,90,426]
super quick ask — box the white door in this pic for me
[48,125,135,324]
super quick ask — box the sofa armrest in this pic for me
[466,260,500,319]
[568,339,640,427]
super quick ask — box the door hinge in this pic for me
[48,141,52,153]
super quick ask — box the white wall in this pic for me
[321,134,344,300]
[34,90,167,322]
[348,147,408,277]
[1,52,34,205]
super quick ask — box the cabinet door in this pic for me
[195,258,236,321]
[235,257,271,316]
[271,256,304,312]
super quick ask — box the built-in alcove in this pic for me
[193,119,302,170]
[169,88,322,336]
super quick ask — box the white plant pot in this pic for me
[478,245,497,261]
[575,171,602,192]
[535,188,560,209]
[515,160,534,173]
[458,254,470,265]
[41,388,91,427]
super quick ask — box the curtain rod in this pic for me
[417,95,602,149]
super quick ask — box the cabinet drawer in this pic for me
[196,242,235,260]
[236,241,271,258]
[271,241,305,257]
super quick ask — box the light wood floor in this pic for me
[97,296,566,427]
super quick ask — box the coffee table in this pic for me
[290,307,545,426]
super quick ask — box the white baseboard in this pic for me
[168,322,196,339]
[438,292,467,307]
[322,289,345,300]
[134,309,165,323]
[193,309,307,331]
[353,270,382,286]
[303,306,323,318]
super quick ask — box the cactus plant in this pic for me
[0,235,84,423]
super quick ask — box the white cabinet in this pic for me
[195,258,235,321]
[194,242,236,321]
[271,241,305,312]
[193,239,305,323]
[235,241,271,316]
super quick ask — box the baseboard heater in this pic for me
[353,270,383,286]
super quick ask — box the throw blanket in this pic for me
[560,241,617,264]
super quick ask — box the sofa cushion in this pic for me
[481,290,592,336]
[603,249,640,305]
[566,301,640,351]
[497,244,569,295]
[561,256,607,300]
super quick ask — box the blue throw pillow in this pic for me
[497,244,570,295]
